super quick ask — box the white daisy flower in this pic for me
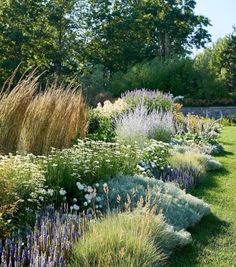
[59,188,66,196]
[73,204,80,211]
[96,196,102,202]
[76,182,84,190]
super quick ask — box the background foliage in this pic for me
[2,0,232,105]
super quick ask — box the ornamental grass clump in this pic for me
[0,72,38,154]
[102,175,210,230]
[18,82,87,155]
[0,208,85,266]
[71,208,191,267]
[168,151,207,183]
[115,106,175,146]
[0,72,88,155]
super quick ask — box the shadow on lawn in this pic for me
[220,141,234,146]
[189,167,229,198]
[168,213,230,267]
[217,149,234,157]
[168,147,231,266]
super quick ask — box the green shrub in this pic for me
[168,151,207,178]
[102,175,210,230]
[87,110,115,142]
[70,210,191,267]
[108,57,228,102]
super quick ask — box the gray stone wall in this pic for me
[181,106,236,119]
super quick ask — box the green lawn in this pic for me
[169,126,236,267]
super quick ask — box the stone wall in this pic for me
[181,106,236,119]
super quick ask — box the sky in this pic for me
[195,0,236,43]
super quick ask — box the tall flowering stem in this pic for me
[122,89,174,111]
[0,207,86,267]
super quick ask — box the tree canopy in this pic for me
[0,0,211,84]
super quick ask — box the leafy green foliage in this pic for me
[108,57,228,101]
[0,0,82,84]
[0,0,211,86]
[87,110,116,142]
[194,28,236,101]
[80,0,210,72]
[223,30,236,91]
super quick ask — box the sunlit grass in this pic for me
[169,126,236,267]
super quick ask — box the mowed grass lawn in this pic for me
[169,126,236,267]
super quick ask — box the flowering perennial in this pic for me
[0,208,84,267]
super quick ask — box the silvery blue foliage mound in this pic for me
[205,159,223,171]
[103,175,210,230]
[115,106,175,145]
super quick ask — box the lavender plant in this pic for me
[0,207,85,267]
[115,106,175,146]
[159,167,196,190]
[121,89,174,111]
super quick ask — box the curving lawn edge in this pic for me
[169,126,236,267]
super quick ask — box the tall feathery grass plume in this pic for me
[0,71,38,153]
[0,71,88,155]
[18,82,88,155]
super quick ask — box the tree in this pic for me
[80,0,211,72]
[0,0,46,83]
[0,0,211,87]
[0,0,82,85]
[221,29,236,91]
[196,28,236,92]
